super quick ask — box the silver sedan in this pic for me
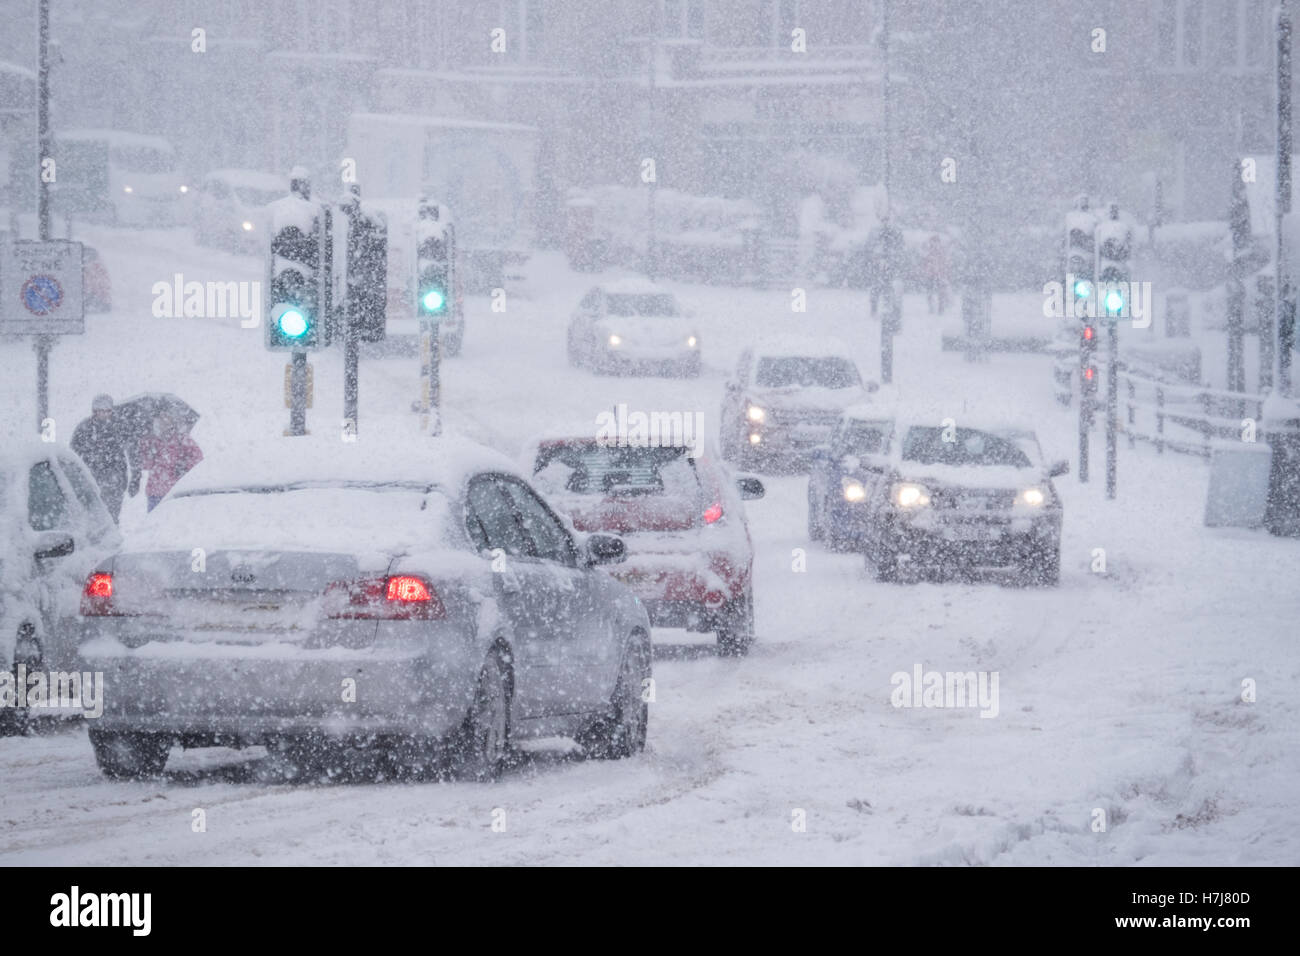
[78,444,651,780]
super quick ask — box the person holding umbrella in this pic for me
[137,410,204,512]
[70,394,139,523]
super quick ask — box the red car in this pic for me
[83,245,111,312]
[526,437,764,655]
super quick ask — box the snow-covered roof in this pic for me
[596,277,670,296]
[167,434,523,500]
[752,334,855,360]
[205,169,287,191]
[351,112,538,134]
[56,128,174,153]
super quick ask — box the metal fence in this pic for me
[1120,363,1266,458]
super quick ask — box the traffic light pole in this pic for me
[1105,320,1118,499]
[34,0,52,434]
[289,351,307,436]
[1078,389,1089,483]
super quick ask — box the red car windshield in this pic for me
[533,443,704,532]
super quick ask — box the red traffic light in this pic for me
[1084,366,1095,381]
[1083,325,1094,341]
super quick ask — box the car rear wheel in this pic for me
[448,653,511,781]
[0,623,40,737]
[579,633,651,759]
[89,729,172,779]
[716,590,755,657]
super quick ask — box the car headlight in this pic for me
[841,478,866,503]
[893,482,931,508]
[179,185,189,194]
[242,220,254,231]
[1019,486,1046,507]
[123,186,134,194]
[746,405,765,423]
[687,335,697,348]
[608,334,621,347]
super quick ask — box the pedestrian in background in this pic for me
[137,412,203,512]
[70,394,138,523]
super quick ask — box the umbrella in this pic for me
[112,393,200,442]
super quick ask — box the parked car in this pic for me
[807,407,896,551]
[566,280,700,377]
[51,129,192,227]
[526,436,763,656]
[76,437,651,779]
[83,244,111,312]
[721,336,878,470]
[194,168,286,253]
[1,443,120,734]
[848,421,1068,584]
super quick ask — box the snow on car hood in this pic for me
[894,462,1045,490]
[749,384,872,411]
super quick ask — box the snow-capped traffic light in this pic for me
[1096,202,1132,320]
[266,195,330,351]
[415,199,453,320]
[1065,195,1097,315]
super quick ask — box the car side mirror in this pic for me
[736,476,765,500]
[33,531,75,560]
[1048,459,1069,478]
[585,533,626,566]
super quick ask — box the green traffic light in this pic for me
[1104,291,1124,313]
[278,308,309,338]
[421,288,446,313]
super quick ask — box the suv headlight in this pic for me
[841,478,866,502]
[746,405,765,423]
[893,482,931,508]
[608,334,622,347]
[686,335,698,348]
[1018,486,1046,507]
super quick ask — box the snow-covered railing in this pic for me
[1120,364,1266,458]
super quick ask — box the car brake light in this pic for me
[703,502,723,524]
[326,575,446,620]
[81,572,123,616]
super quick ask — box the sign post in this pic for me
[1,239,85,433]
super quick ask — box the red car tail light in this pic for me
[81,572,124,616]
[703,502,723,524]
[325,575,446,620]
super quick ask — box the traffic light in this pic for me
[1080,323,1098,408]
[415,200,453,320]
[1065,199,1097,318]
[265,197,329,351]
[1096,202,1132,321]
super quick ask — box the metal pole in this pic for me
[342,210,358,437]
[428,331,442,436]
[37,0,50,242]
[1276,0,1292,395]
[289,351,307,436]
[646,32,658,281]
[1106,321,1118,499]
[882,0,891,215]
[1078,373,1090,483]
[35,0,52,435]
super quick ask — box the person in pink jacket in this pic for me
[137,412,204,511]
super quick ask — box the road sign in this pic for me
[0,240,84,334]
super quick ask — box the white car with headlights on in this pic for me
[566,281,701,377]
[195,169,287,253]
[855,422,1068,585]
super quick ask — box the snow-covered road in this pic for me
[1,226,1296,865]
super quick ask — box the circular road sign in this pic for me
[21,275,64,316]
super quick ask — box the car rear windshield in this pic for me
[533,444,701,498]
[756,356,859,389]
[234,186,281,206]
[901,428,1033,468]
[135,482,450,551]
[606,293,677,317]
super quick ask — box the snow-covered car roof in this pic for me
[204,168,287,191]
[751,334,855,360]
[166,434,524,500]
[593,278,674,297]
[57,128,175,153]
